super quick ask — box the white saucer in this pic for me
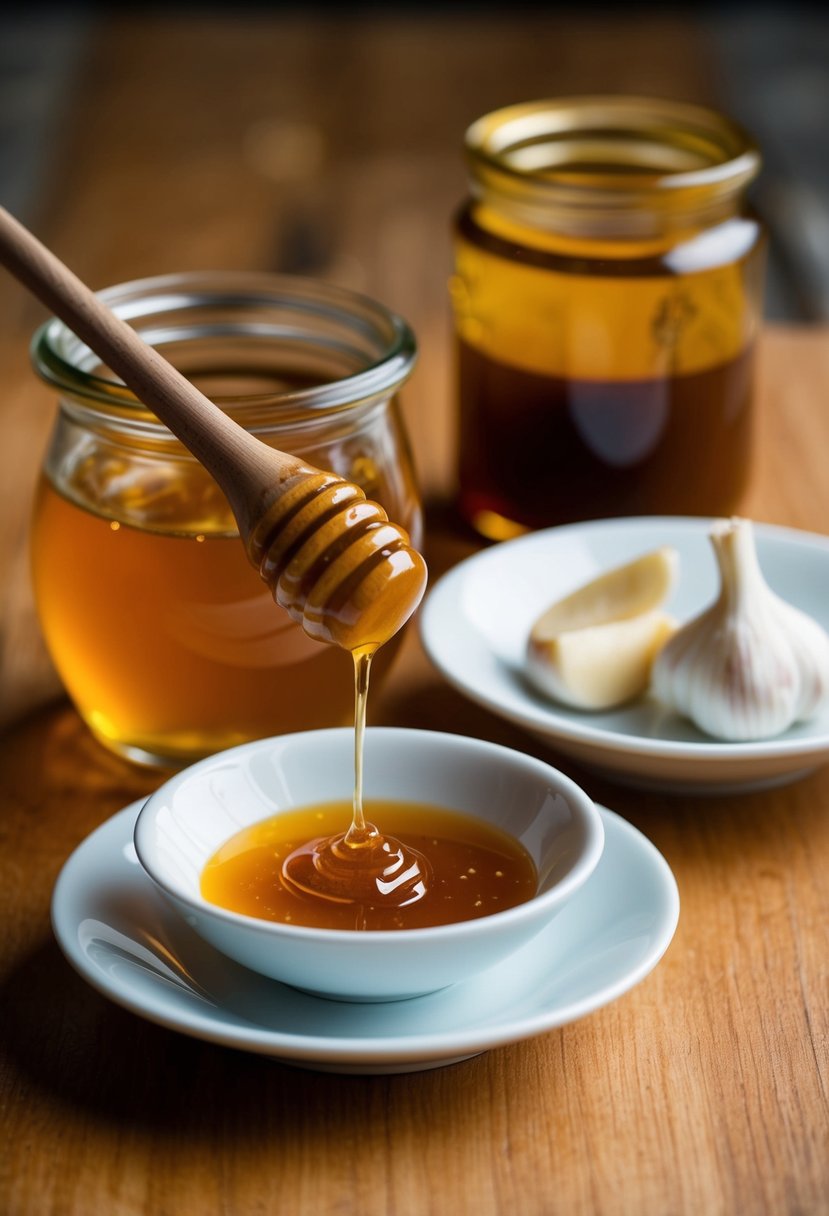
[421,516,829,794]
[51,800,678,1074]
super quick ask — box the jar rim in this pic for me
[464,95,762,237]
[31,270,417,422]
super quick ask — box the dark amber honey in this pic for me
[457,338,755,532]
[451,98,766,540]
[201,799,538,931]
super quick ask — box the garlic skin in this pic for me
[651,517,829,741]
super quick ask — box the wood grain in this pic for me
[1,13,827,1216]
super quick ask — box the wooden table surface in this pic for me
[1,12,827,1216]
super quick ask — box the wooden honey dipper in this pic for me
[0,205,427,651]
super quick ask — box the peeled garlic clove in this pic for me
[526,546,679,711]
[651,517,829,741]
[527,609,677,710]
[530,546,679,636]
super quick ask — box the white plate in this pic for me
[420,516,829,794]
[51,800,678,1074]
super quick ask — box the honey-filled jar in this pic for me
[29,272,422,768]
[450,96,767,541]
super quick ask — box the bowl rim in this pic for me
[133,726,605,943]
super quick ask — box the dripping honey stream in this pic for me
[278,647,433,920]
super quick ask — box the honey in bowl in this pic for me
[198,636,539,932]
[200,798,538,931]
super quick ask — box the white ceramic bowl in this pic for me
[133,727,605,1002]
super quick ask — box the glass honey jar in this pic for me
[29,272,422,768]
[450,96,767,541]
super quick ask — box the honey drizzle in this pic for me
[279,644,432,915]
[347,646,373,841]
[202,800,537,931]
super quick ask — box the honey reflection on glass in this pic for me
[31,477,402,766]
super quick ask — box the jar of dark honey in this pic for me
[450,96,766,541]
[29,272,422,768]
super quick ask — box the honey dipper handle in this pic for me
[0,205,307,539]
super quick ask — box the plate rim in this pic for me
[420,515,829,764]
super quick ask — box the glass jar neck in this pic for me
[465,96,761,241]
[31,271,416,438]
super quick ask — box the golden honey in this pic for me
[201,799,538,931]
[29,272,421,767]
[31,476,376,763]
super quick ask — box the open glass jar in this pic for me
[451,96,767,541]
[29,272,422,768]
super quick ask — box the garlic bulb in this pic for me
[651,517,829,741]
